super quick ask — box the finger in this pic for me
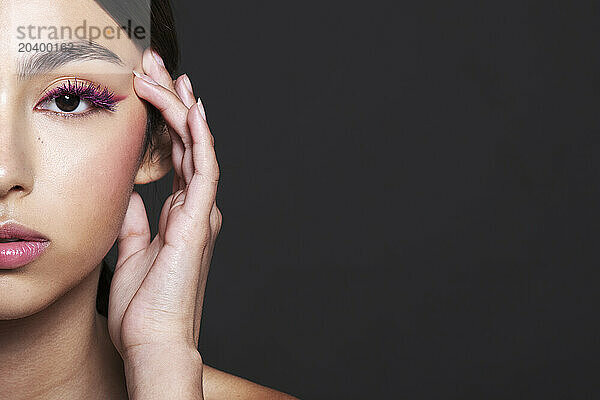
[192,203,221,345]
[168,127,186,186]
[115,191,150,270]
[210,203,223,238]
[197,97,208,123]
[139,49,191,185]
[192,217,218,343]
[133,72,195,186]
[134,73,189,138]
[143,47,177,92]
[174,74,197,108]
[158,190,179,242]
[172,172,184,194]
[183,103,220,220]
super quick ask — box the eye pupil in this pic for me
[55,95,80,112]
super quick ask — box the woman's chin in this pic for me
[0,275,70,321]
[0,259,105,321]
[0,289,54,321]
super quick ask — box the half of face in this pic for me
[0,0,159,319]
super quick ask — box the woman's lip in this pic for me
[0,240,50,269]
[0,222,49,241]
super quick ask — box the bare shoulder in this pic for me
[202,364,300,400]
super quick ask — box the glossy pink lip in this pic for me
[0,222,50,269]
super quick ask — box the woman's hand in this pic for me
[105,47,221,397]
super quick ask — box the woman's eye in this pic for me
[35,79,121,116]
[42,94,92,114]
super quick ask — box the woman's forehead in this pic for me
[0,0,147,73]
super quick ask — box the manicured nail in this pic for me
[151,49,165,67]
[182,74,193,94]
[197,97,207,121]
[133,70,158,85]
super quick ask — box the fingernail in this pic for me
[182,74,193,94]
[197,97,207,121]
[151,49,165,67]
[133,70,158,85]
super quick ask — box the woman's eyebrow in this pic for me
[16,40,125,79]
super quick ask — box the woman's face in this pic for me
[0,0,153,319]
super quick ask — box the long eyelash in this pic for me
[36,78,120,112]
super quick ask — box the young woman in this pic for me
[0,0,298,398]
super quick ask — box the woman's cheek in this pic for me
[45,113,146,280]
[0,107,146,318]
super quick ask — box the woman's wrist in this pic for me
[122,343,204,399]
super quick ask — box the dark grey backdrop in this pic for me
[109,1,599,399]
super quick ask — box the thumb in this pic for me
[116,191,150,271]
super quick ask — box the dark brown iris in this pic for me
[55,95,80,112]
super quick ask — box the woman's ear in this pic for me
[134,128,173,185]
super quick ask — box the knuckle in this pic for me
[198,225,212,244]
[210,206,223,233]
[210,159,220,181]
[182,223,211,247]
[212,165,220,182]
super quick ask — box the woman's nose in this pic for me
[0,132,35,201]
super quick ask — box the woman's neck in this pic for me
[0,262,128,400]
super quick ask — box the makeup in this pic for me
[0,241,50,269]
[35,78,126,116]
[0,223,50,270]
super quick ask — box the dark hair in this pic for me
[95,0,179,317]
